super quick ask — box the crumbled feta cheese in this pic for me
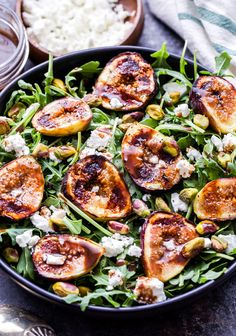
[176,159,194,178]
[186,147,202,162]
[222,133,236,152]
[30,212,53,233]
[134,277,166,304]
[23,0,134,55]
[44,253,66,265]
[163,239,176,251]
[142,194,151,202]
[211,135,223,152]
[101,233,134,257]
[110,97,123,109]
[15,230,39,249]
[163,82,187,96]
[50,206,66,224]
[218,234,236,254]
[16,230,33,248]
[2,133,30,157]
[80,126,113,160]
[171,193,188,212]
[149,155,159,164]
[49,150,61,163]
[174,104,190,118]
[107,269,124,290]
[127,244,142,258]
[91,186,100,193]
[203,238,212,249]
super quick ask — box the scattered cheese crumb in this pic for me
[174,104,190,118]
[44,253,66,265]
[2,133,30,157]
[80,126,113,160]
[171,192,188,212]
[49,150,61,163]
[211,135,223,152]
[203,238,212,249]
[176,159,195,178]
[50,206,66,224]
[30,212,54,233]
[163,82,187,96]
[16,229,40,249]
[127,244,142,258]
[23,0,134,55]
[91,186,100,193]
[222,133,236,152]
[101,233,134,257]
[218,234,236,254]
[134,277,166,304]
[107,269,124,290]
[110,97,123,109]
[186,147,202,162]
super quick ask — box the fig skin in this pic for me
[141,212,198,282]
[94,52,157,112]
[193,178,236,221]
[32,97,92,137]
[32,234,104,281]
[62,155,132,221]
[122,123,182,191]
[0,155,44,220]
[189,76,236,134]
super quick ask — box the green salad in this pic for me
[0,43,235,311]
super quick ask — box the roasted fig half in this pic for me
[141,212,198,282]
[62,155,132,220]
[32,234,104,280]
[0,156,44,220]
[122,124,182,190]
[194,178,236,221]
[190,76,236,134]
[32,97,92,137]
[94,52,157,111]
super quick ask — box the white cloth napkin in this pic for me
[147,0,236,73]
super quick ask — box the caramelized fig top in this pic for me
[194,177,236,221]
[94,52,157,111]
[62,155,132,220]
[122,123,182,190]
[141,212,198,282]
[32,97,92,137]
[0,155,44,220]
[190,76,236,134]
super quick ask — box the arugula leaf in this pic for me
[151,42,171,69]
[16,247,35,280]
[63,289,134,311]
[215,51,232,76]
[156,68,192,87]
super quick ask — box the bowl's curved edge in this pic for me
[0,45,236,316]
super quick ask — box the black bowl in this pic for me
[0,46,235,317]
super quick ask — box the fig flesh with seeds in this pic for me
[32,234,104,280]
[141,212,198,282]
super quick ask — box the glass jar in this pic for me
[0,4,29,90]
